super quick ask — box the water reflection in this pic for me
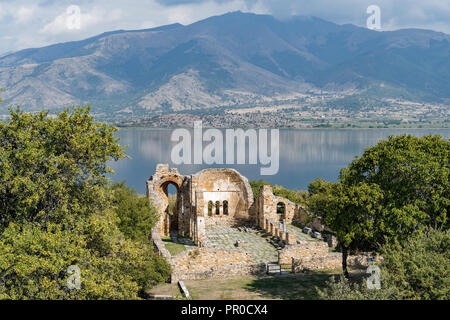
[108,128,449,194]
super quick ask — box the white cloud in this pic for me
[41,6,122,35]
[0,0,448,55]
[15,6,35,23]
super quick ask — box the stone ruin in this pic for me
[147,164,358,281]
[147,164,254,245]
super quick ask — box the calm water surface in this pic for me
[108,129,450,194]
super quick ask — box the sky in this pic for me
[0,0,449,55]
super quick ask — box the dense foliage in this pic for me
[0,107,170,299]
[111,182,158,243]
[317,229,450,300]
[308,134,449,276]
[250,180,308,206]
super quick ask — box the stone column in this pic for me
[273,227,279,237]
[196,216,205,245]
[286,232,296,245]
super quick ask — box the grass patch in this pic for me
[174,271,343,300]
[162,237,187,256]
[148,270,366,300]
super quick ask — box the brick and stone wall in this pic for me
[193,168,254,221]
[171,248,265,282]
[278,240,329,264]
[151,225,266,282]
[292,253,380,272]
[256,185,304,227]
[150,226,172,262]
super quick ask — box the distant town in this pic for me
[114,94,450,129]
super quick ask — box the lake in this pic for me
[108,128,450,194]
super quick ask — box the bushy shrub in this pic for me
[0,107,171,299]
[317,229,450,300]
[111,182,158,243]
[250,180,308,205]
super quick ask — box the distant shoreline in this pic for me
[113,125,450,131]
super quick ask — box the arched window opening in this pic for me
[277,202,286,215]
[208,201,213,216]
[215,201,220,215]
[223,201,229,215]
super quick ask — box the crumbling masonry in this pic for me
[147,164,307,244]
[148,165,370,281]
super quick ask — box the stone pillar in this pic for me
[260,185,274,228]
[283,219,287,233]
[273,227,279,237]
[196,216,205,245]
[286,232,296,245]
[279,231,287,241]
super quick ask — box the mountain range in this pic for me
[0,11,449,116]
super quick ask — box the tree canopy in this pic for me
[317,228,450,300]
[308,134,449,275]
[0,107,170,299]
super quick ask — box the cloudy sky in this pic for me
[1,0,449,55]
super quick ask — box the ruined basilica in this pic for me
[148,164,370,282]
[147,164,306,244]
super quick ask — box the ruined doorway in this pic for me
[161,181,180,235]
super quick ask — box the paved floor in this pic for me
[204,225,278,264]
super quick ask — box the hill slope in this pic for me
[0,11,449,115]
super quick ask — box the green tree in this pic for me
[308,135,449,276]
[308,181,384,276]
[111,182,158,243]
[380,228,449,299]
[0,107,171,299]
[0,106,125,230]
[317,229,450,300]
[341,134,449,234]
[250,180,308,206]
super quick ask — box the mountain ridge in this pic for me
[0,11,449,116]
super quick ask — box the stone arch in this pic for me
[193,168,254,220]
[277,202,286,215]
[159,179,181,233]
[223,200,229,215]
[146,164,185,237]
[215,201,220,215]
[208,201,213,216]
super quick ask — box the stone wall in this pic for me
[292,253,379,272]
[193,168,254,221]
[255,185,309,230]
[278,240,329,264]
[171,247,265,282]
[147,165,255,245]
[150,227,172,262]
[147,164,186,237]
[151,227,266,282]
